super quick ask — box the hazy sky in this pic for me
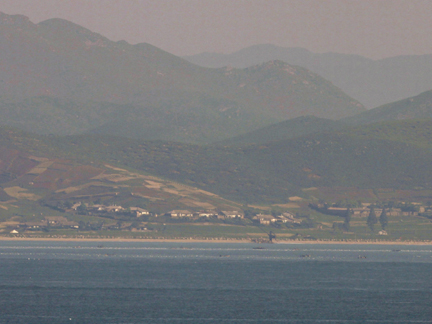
[1,0,432,59]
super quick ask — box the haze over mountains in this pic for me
[184,44,432,109]
[0,12,364,143]
[219,89,432,146]
[1,12,432,209]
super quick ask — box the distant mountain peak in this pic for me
[39,17,89,30]
[38,17,110,44]
[183,44,432,109]
[0,12,30,25]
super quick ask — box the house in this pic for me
[327,207,348,212]
[88,204,106,212]
[129,207,150,217]
[277,215,290,223]
[282,212,295,218]
[198,211,217,218]
[169,210,194,218]
[221,211,244,219]
[351,208,370,217]
[402,211,418,216]
[254,214,278,225]
[105,205,124,213]
[45,216,69,225]
[279,213,301,224]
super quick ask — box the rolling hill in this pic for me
[0,139,243,221]
[0,12,364,143]
[2,118,432,205]
[214,116,345,146]
[342,90,432,125]
[183,44,432,109]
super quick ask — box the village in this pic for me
[68,202,303,224]
[310,202,432,218]
[5,200,432,237]
[5,201,305,235]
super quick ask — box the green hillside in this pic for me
[0,12,364,143]
[215,116,345,146]
[2,119,432,204]
[341,119,432,150]
[343,90,432,125]
[243,132,432,191]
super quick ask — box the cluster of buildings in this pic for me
[15,216,80,231]
[167,210,302,225]
[310,202,431,218]
[326,207,421,217]
[253,212,301,225]
[168,210,244,219]
[72,203,150,217]
[67,203,302,225]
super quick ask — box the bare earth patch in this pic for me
[4,187,41,201]
[273,203,301,208]
[179,198,215,209]
[55,182,116,194]
[28,161,54,174]
[289,196,303,201]
[145,180,164,189]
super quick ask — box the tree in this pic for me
[367,207,378,232]
[78,221,86,230]
[131,221,140,229]
[76,203,87,215]
[332,222,338,231]
[379,208,388,230]
[343,208,353,231]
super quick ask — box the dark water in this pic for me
[1,242,432,323]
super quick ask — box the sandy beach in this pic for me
[1,236,432,245]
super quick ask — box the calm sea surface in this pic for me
[0,241,432,323]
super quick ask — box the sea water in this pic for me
[0,241,432,323]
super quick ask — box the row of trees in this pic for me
[334,208,388,232]
[367,207,388,232]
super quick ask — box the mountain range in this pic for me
[183,44,432,109]
[0,12,364,143]
[1,12,432,211]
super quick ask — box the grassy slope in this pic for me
[343,90,432,125]
[341,119,432,150]
[214,116,345,146]
[2,117,432,205]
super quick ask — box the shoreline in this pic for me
[1,236,432,245]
